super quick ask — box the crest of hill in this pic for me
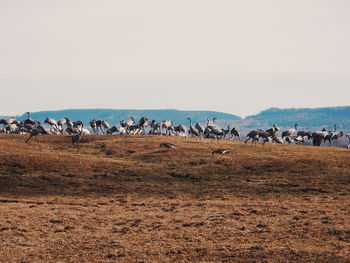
[244,106,350,130]
[13,109,241,126]
[2,106,350,130]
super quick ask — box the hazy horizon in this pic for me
[1,1,350,117]
[2,105,350,120]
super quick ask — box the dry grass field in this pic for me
[0,134,349,262]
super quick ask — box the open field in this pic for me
[0,134,349,262]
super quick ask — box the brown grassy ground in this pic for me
[0,134,349,262]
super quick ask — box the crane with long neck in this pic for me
[187,117,199,137]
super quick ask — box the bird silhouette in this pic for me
[159,143,176,150]
[212,149,230,155]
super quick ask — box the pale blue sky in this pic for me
[1,0,349,117]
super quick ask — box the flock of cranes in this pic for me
[244,123,347,147]
[0,112,349,148]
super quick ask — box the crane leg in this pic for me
[25,135,33,144]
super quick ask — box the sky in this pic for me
[1,0,350,117]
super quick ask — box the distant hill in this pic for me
[1,106,349,131]
[244,106,350,130]
[9,109,241,126]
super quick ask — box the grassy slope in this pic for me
[0,134,349,262]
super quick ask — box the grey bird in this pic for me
[25,125,48,145]
[159,142,176,150]
[71,126,84,152]
[282,124,298,139]
[230,127,240,140]
[187,117,200,137]
[212,149,230,155]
